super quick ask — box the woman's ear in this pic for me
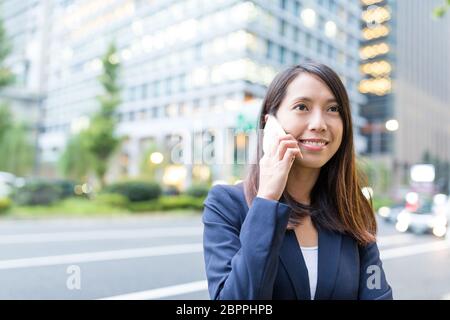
[264,114,269,123]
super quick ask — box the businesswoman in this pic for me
[202,62,393,300]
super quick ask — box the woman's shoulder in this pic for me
[204,182,247,210]
[202,182,248,229]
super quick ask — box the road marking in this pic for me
[0,229,422,246]
[0,243,203,270]
[442,293,450,300]
[0,227,203,244]
[376,234,418,248]
[99,280,208,300]
[380,240,450,260]
[0,235,448,270]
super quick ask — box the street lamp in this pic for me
[385,119,399,132]
[149,152,164,165]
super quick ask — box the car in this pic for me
[395,200,448,237]
[377,204,405,224]
[0,171,18,198]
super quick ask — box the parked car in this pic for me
[0,171,19,198]
[377,203,405,224]
[395,199,448,237]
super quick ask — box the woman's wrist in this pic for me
[256,192,280,202]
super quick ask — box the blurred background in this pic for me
[0,0,449,300]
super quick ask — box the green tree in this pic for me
[0,123,34,175]
[357,156,392,196]
[0,17,33,175]
[0,18,14,89]
[0,17,15,142]
[58,132,93,181]
[433,0,450,18]
[84,43,122,187]
[0,104,12,142]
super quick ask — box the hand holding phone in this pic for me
[258,115,303,201]
[263,114,287,155]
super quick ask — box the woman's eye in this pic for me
[328,105,340,113]
[294,104,308,111]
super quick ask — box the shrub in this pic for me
[128,195,204,212]
[127,200,161,212]
[158,195,204,210]
[104,181,162,202]
[52,179,77,198]
[0,197,12,214]
[13,180,64,206]
[163,186,180,196]
[94,193,129,207]
[185,184,210,198]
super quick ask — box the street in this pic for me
[0,213,449,300]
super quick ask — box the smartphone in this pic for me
[263,114,287,154]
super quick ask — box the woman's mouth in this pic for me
[298,139,329,151]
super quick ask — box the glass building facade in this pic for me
[3,0,367,187]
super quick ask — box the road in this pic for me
[0,213,449,300]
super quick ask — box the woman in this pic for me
[202,62,393,300]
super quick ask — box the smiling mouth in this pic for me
[298,140,329,147]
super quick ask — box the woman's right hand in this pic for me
[257,134,303,201]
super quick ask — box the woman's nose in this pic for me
[307,110,327,132]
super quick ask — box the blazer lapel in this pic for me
[279,229,311,300]
[313,226,342,300]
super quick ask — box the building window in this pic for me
[317,40,323,54]
[180,74,186,92]
[152,107,159,118]
[293,26,299,42]
[195,43,202,60]
[330,0,337,12]
[141,84,147,100]
[294,1,301,16]
[166,78,172,95]
[279,46,286,64]
[138,109,147,120]
[266,39,273,59]
[279,20,286,36]
[305,33,311,49]
[327,44,333,59]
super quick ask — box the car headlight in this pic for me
[433,215,447,228]
[397,210,411,224]
[378,206,391,218]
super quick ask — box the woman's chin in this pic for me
[295,158,326,169]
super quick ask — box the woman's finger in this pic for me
[277,140,300,161]
[281,147,301,166]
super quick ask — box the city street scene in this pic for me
[0,0,449,300]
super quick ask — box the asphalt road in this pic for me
[0,213,449,300]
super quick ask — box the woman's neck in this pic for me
[286,163,320,205]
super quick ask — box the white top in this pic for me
[300,246,318,300]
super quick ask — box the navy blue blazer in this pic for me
[202,183,393,300]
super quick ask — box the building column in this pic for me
[127,137,141,177]
[182,130,193,190]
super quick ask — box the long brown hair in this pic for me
[243,62,376,245]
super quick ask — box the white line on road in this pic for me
[380,240,450,260]
[0,227,203,244]
[0,243,203,270]
[89,239,450,300]
[376,234,418,248]
[99,280,208,300]
[0,227,423,246]
[1,237,449,270]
